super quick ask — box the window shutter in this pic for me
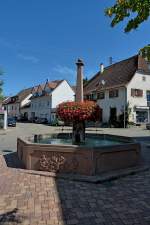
[139,90,143,97]
[131,89,135,97]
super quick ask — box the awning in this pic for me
[135,106,149,110]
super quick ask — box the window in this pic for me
[131,89,143,97]
[84,95,90,100]
[147,91,150,102]
[109,89,119,98]
[97,91,105,100]
[91,92,97,100]
[41,90,45,95]
[47,101,49,106]
[86,92,97,100]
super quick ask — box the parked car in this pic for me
[7,117,16,127]
[35,118,48,124]
[39,118,48,124]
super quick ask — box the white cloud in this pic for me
[0,37,19,49]
[50,65,96,83]
[52,65,75,77]
[17,53,39,64]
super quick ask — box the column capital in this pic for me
[76,58,84,67]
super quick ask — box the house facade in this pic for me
[84,53,150,124]
[3,88,32,120]
[30,80,75,122]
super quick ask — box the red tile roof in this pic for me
[44,80,63,90]
[84,55,139,95]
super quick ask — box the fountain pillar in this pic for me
[73,59,85,144]
[75,59,84,102]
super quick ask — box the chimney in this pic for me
[76,58,84,102]
[109,57,113,65]
[100,63,104,73]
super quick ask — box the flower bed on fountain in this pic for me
[57,101,101,122]
[57,101,102,144]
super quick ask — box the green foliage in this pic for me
[140,45,150,62]
[105,0,150,32]
[83,77,88,86]
[118,102,131,128]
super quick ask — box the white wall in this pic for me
[30,95,52,122]
[7,103,20,118]
[126,71,150,122]
[97,87,126,123]
[51,80,75,108]
[30,80,75,122]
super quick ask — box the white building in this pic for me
[84,53,150,125]
[30,80,75,123]
[0,109,7,129]
[3,88,32,120]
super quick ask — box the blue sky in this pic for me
[0,0,150,96]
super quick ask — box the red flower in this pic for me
[56,101,102,122]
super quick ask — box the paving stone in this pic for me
[0,155,150,225]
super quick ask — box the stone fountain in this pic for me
[17,59,141,176]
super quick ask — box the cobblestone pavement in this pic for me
[0,123,150,224]
[0,155,150,225]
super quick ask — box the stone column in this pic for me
[75,59,84,102]
[73,59,85,143]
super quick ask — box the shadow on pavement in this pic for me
[3,152,24,169]
[0,208,25,224]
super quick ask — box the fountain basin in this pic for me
[17,133,141,176]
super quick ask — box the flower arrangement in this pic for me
[56,101,102,122]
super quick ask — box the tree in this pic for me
[105,0,150,33]
[140,45,150,62]
[83,77,88,86]
[0,68,4,101]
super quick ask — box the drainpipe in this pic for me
[148,109,150,123]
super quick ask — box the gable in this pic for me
[84,55,138,95]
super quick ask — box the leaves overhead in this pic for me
[140,45,150,62]
[105,0,150,32]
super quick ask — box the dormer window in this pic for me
[45,87,51,93]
